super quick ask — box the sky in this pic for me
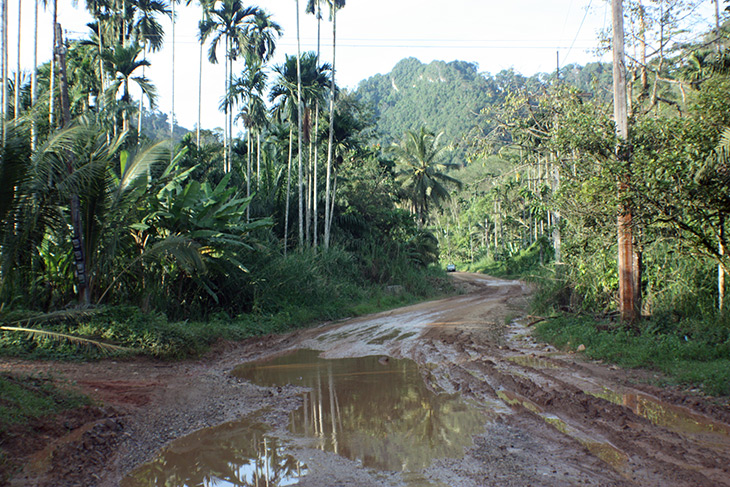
[7,0,719,133]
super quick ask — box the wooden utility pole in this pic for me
[613,0,637,323]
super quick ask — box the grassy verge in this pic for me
[534,315,730,396]
[0,373,90,481]
[0,267,453,361]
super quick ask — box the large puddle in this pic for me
[123,350,487,486]
[233,349,487,471]
[122,419,307,487]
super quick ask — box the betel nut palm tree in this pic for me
[199,0,264,172]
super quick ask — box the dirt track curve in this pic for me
[5,273,730,486]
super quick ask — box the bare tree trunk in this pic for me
[13,0,19,120]
[324,4,337,248]
[197,39,202,147]
[295,0,304,247]
[716,0,722,54]
[284,126,293,256]
[170,0,176,159]
[720,213,726,310]
[313,5,321,248]
[1,0,6,146]
[313,104,319,248]
[247,130,251,221]
[550,158,562,263]
[58,24,90,305]
[613,0,638,324]
[49,0,57,129]
[31,0,38,150]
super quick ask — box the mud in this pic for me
[3,272,730,486]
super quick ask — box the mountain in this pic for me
[354,57,612,165]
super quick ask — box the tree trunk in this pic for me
[313,102,319,248]
[197,36,202,147]
[31,0,38,150]
[1,0,6,145]
[284,126,293,256]
[313,5,321,248]
[170,0,176,160]
[58,25,90,305]
[247,130,252,221]
[324,4,337,249]
[613,0,638,324]
[295,0,304,247]
[13,0,19,119]
[49,0,57,128]
[720,213,726,310]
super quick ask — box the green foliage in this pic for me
[466,237,553,278]
[535,315,730,396]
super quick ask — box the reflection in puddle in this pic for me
[588,387,730,439]
[232,349,487,472]
[121,419,307,487]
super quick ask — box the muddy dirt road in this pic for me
[7,273,730,486]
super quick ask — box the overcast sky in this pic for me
[9,0,718,132]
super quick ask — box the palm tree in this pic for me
[194,0,214,147]
[323,0,345,248]
[130,0,170,139]
[393,127,461,229]
[306,0,324,246]
[102,43,157,133]
[295,0,303,246]
[270,52,331,246]
[13,0,19,120]
[199,0,263,171]
[230,60,267,220]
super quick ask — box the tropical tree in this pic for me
[269,52,332,246]
[323,0,345,248]
[393,127,461,229]
[199,0,264,171]
[229,59,267,218]
[102,42,157,133]
[129,0,170,139]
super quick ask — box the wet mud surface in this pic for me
[3,273,730,486]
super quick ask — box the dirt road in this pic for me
[6,273,730,486]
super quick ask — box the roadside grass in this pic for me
[0,373,89,431]
[534,315,730,396]
[0,264,453,361]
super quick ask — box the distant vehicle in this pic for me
[446,264,456,272]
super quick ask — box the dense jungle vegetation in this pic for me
[0,0,729,395]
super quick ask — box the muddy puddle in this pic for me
[121,419,307,487]
[233,349,488,471]
[123,349,488,486]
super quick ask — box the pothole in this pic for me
[121,418,307,487]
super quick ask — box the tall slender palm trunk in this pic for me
[197,40,202,146]
[284,126,293,255]
[49,0,57,128]
[170,0,176,158]
[312,4,321,247]
[13,0,19,120]
[323,3,337,248]
[31,0,38,150]
[295,0,304,247]
[1,0,6,145]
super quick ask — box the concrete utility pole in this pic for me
[613,0,637,323]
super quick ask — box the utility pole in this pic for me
[613,0,637,323]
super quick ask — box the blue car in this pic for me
[446,264,456,272]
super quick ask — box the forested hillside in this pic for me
[354,58,613,164]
